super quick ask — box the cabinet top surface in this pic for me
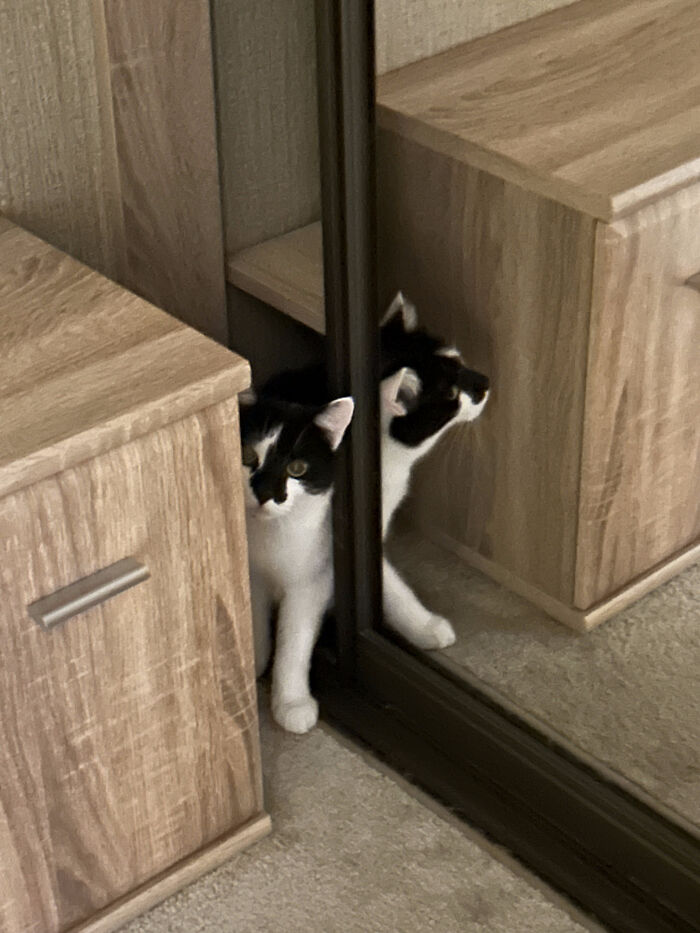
[377,0,700,220]
[0,219,249,497]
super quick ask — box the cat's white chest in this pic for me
[246,495,331,594]
[381,433,433,536]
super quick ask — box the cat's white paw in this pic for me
[272,695,319,734]
[414,614,456,650]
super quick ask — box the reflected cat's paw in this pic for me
[415,614,456,650]
[272,695,319,734]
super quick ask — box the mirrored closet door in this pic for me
[312,4,700,933]
[375,0,700,836]
[217,3,700,931]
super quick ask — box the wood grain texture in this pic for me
[209,0,580,256]
[73,816,271,933]
[0,0,124,278]
[575,185,700,607]
[100,0,228,340]
[377,0,700,221]
[378,130,595,603]
[226,224,325,334]
[0,222,249,500]
[211,0,321,256]
[0,2,226,340]
[210,1,576,265]
[375,0,576,73]
[0,401,264,933]
[426,527,700,632]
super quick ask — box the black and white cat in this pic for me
[240,394,354,734]
[377,292,489,648]
[242,292,488,732]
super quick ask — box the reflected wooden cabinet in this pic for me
[0,221,269,933]
[375,0,700,629]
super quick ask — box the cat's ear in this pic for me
[380,291,418,332]
[238,388,257,406]
[381,367,421,417]
[314,396,354,450]
[398,368,422,407]
[380,367,409,416]
[436,345,463,361]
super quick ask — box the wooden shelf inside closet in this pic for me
[226,222,325,333]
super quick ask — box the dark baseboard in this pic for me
[313,632,700,933]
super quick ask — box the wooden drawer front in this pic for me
[0,400,261,933]
[576,185,700,607]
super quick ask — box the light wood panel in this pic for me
[377,0,700,221]
[0,1,227,340]
[227,224,325,333]
[100,0,228,340]
[575,186,700,607]
[426,527,700,632]
[0,401,264,933]
[375,0,577,73]
[211,1,578,262]
[378,130,595,604]
[73,816,271,933]
[0,222,249,499]
[0,0,123,278]
[211,0,321,256]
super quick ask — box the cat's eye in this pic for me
[447,385,460,400]
[287,459,308,478]
[242,444,259,469]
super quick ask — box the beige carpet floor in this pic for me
[123,703,603,933]
[388,523,700,831]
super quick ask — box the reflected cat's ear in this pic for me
[381,367,421,418]
[238,388,257,406]
[381,291,418,332]
[314,396,354,450]
[381,367,409,416]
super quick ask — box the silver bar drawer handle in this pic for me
[685,272,700,293]
[28,558,150,630]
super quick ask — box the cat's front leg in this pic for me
[271,577,332,734]
[382,557,456,649]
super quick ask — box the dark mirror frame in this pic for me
[311,3,700,931]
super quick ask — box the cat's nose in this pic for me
[460,369,490,403]
[252,473,287,505]
[252,475,276,505]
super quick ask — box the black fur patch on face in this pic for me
[381,320,489,447]
[254,302,489,450]
[240,399,336,505]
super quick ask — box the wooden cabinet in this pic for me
[375,0,700,629]
[576,188,700,608]
[0,220,269,933]
[0,0,227,341]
